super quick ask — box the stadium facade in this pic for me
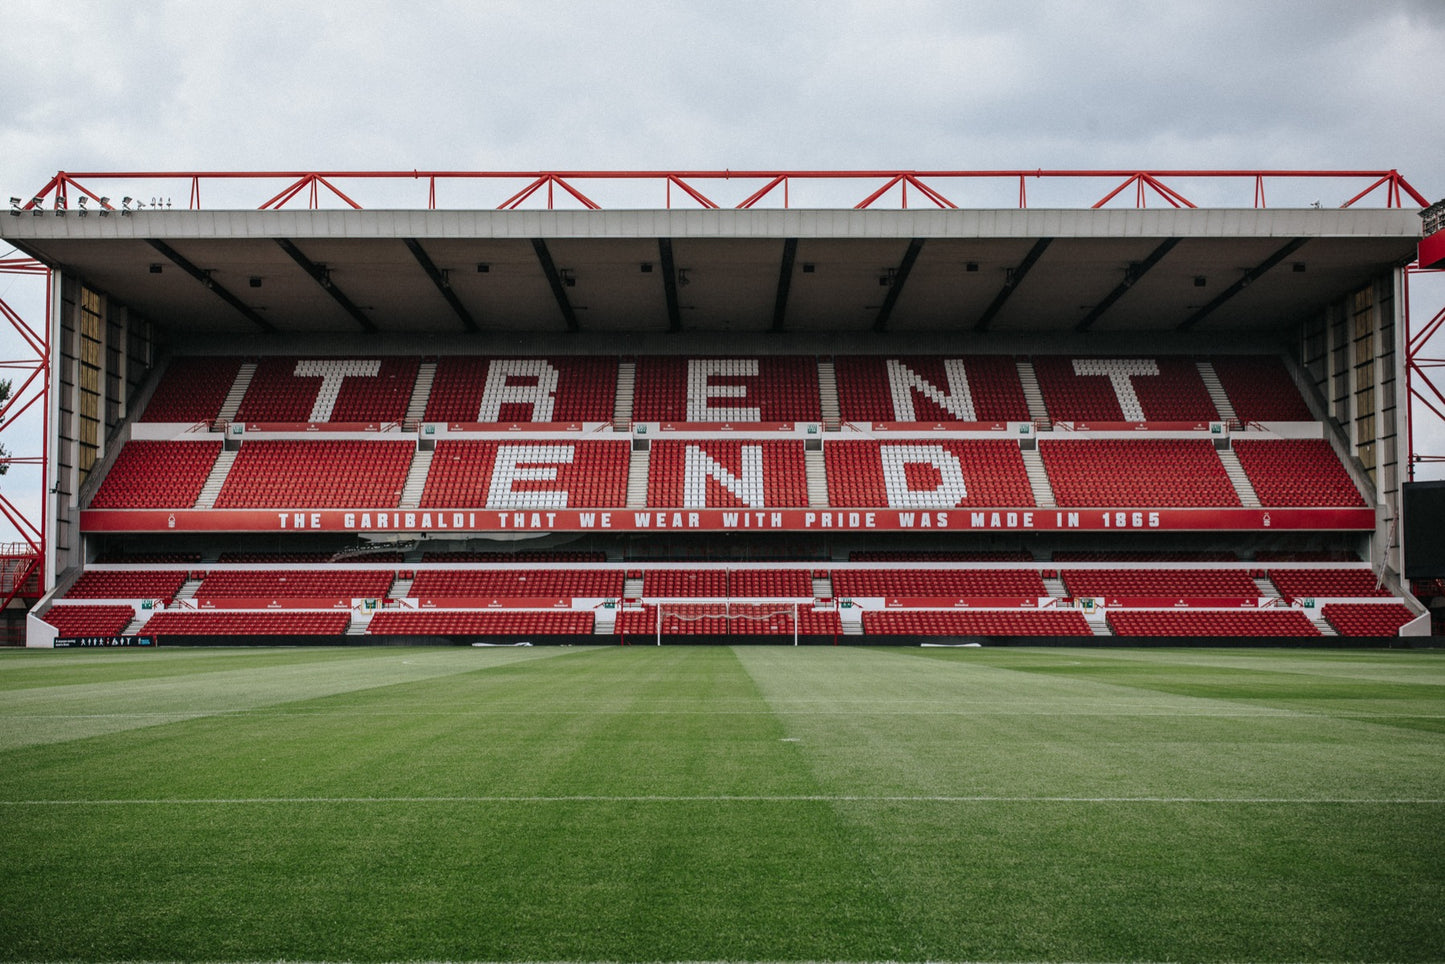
[2,170,1440,644]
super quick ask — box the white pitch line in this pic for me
[2,794,1441,806]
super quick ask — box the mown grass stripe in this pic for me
[4,794,1442,805]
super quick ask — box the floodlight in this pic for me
[31,197,45,215]
[98,197,111,217]
[8,197,20,216]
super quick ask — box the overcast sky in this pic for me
[2,0,1443,540]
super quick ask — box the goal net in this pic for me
[652,601,801,645]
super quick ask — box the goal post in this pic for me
[654,601,801,645]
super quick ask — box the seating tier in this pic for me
[862,610,1092,636]
[42,604,135,636]
[1061,568,1260,598]
[141,610,351,636]
[1107,609,1319,637]
[1322,603,1416,636]
[367,610,594,635]
[214,440,413,508]
[1033,356,1218,422]
[408,569,625,598]
[824,439,1034,507]
[424,356,617,423]
[141,357,243,422]
[194,570,395,600]
[419,440,628,508]
[65,570,188,604]
[1266,568,1392,601]
[834,355,1029,422]
[1210,356,1313,421]
[647,439,808,508]
[632,356,821,422]
[1232,440,1365,507]
[235,356,419,423]
[832,569,1047,597]
[1040,439,1240,507]
[90,441,222,509]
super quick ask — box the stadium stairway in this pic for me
[217,362,257,422]
[811,573,833,599]
[817,359,841,429]
[626,447,649,507]
[594,606,617,635]
[623,574,643,598]
[1252,575,1276,598]
[1021,447,1057,507]
[805,448,829,506]
[614,360,635,430]
[1016,359,1051,427]
[398,448,432,508]
[387,575,413,600]
[405,361,436,423]
[1308,611,1339,636]
[1196,360,1238,422]
[347,610,372,635]
[174,577,203,602]
[194,449,238,509]
[1043,574,1068,597]
[1218,448,1263,507]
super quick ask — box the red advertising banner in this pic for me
[880,596,1042,608]
[413,597,572,609]
[194,596,355,610]
[80,506,1377,534]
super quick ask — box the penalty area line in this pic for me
[2,794,1442,806]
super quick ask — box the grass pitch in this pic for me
[1,644,1442,963]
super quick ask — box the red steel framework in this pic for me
[18,168,1432,212]
[1,169,1440,615]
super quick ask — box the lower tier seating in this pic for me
[194,570,395,600]
[1266,568,1392,601]
[832,569,1047,597]
[1322,603,1416,636]
[42,604,135,636]
[616,604,840,636]
[141,610,351,636]
[647,439,808,507]
[1061,568,1260,598]
[1106,609,1319,637]
[409,569,625,598]
[862,610,1092,636]
[65,570,188,604]
[367,610,594,635]
[420,440,628,508]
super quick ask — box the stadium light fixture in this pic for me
[1293,262,1307,273]
[249,276,262,288]
[98,197,110,217]
[1194,276,1207,287]
[801,263,815,273]
[640,262,653,273]
[31,197,45,215]
[9,197,20,216]
[476,263,489,273]
[965,262,979,272]
[560,269,576,287]
[77,197,87,217]
[148,263,163,274]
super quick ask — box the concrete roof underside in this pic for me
[4,207,1422,341]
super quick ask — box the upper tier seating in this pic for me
[850,550,1036,561]
[1265,568,1392,601]
[65,570,188,604]
[832,569,1047,597]
[141,610,351,636]
[834,355,1030,423]
[862,610,1092,636]
[408,569,625,598]
[367,610,594,635]
[647,439,809,508]
[215,551,406,563]
[616,604,840,636]
[1060,568,1260,598]
[419,440,628,508]
[214,440,413,508]
[140,357,243,422]
[1053,550,1238,562]
[42,604,135,636]
[235,356,419,423]
[1255,550,1359,562]
[194,570,395,600]
[420,550,608,562]
[1040,440,1240,507]
[1107,609,1319,637]
[1232,440,1366,507]
[632,356,821,422]
[95,552,203,563]
[1322,603,1416,636]
[824,439,1034,508]
[1210,356,1313,421]
[424,356,617,424]
[1033,356,1219,422]
[90,441,222,509]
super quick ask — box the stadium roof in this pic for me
[4,206,1422,338]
